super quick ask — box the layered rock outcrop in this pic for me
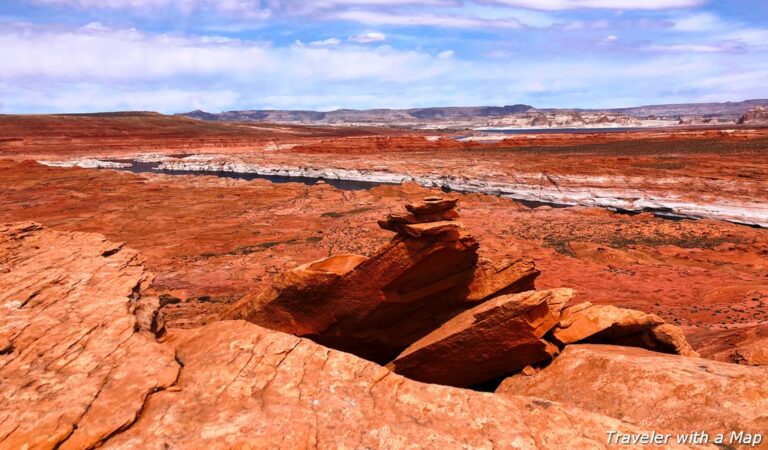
[2,223,701,449]
[739,106,768,124]
[497,344,768,441]
[551,303,699,357]
[224,197,540,362]
[389,289,571,387]
[228,197,697,388]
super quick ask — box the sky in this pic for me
[0,0,767,113]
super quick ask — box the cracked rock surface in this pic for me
[0,223,179,450]
[497,344,768,439]
[105,320,691,450]
[0,223,704,449]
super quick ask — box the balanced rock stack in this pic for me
[225,196,540,363]
[226,196,698,387]
[378,196,463,239]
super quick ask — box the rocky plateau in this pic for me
[1,113,768,448]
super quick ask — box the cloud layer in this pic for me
[2,0,767,112]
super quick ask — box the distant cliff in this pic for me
[179,99,768,127]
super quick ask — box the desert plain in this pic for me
[2,112,768,449]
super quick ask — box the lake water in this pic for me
[109,161,391,191]
[103,159,703,219]
[478,127,653,135]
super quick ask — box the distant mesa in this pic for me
[178,99,768,126]
[739,106,768,124]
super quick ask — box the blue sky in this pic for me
[1,0,767,113]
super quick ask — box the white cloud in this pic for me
[27,0,271,17]
[332,10,522,28]
[309,37,342,47]
[348,31,386,43]
[480,0,706,10]
[643,43,741,53]
[0,23,455,83]
[0,84,242,113]
[437,49,454,58]
[672,12,723,32]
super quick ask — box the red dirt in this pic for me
[1,115,767,361]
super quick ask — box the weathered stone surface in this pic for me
[618,323,700,357]
[551,303,697,356]
[303,253,368,274]
[739,106,768,124]
[552,303,665,345]
[104,320,692,450]
[0,223,179,450]
[497,344,768,441]
[390,289,574,387]
[735,339,768,366]
[392,208,461,223]
[466,258,540,302]
[227,198,542,363]
[405,197,458,214]
[401,220,461,237]
[226,232,483,362]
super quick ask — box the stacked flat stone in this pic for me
[378,196,463,238]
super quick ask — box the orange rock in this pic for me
[389,289,574,387]
[387,208,460,224]
[734,338,768,366]
[552,303,665,345]
[303,253,368,274]
[401,220,461,237]
[226,232,483,362]
[497,344,768,440]
[0,223,179,450]
[405,196,458,214]
[466,258,540,302]
[103,321,693,450]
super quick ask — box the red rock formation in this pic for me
[104,321,698,450]
[0,223,179,450]
[3,224,704,449]
[739,106,768,124]
[551,303,698,356]
[497,344,768,441]
[389,289,572,387]
[225,197,540,362]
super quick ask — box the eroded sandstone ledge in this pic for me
[2,223,704,449]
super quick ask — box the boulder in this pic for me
[404,196,458,214]
[0,223,179,450]
[551,303,696,356]
[389,289,574,387]
[497,344,768,440]
[614,323,699,357]
[466,258,540,302]
[552,303,664,344]
[104,321,698,450]
[735,339,768,366]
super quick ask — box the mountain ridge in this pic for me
[179,99,768,125]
